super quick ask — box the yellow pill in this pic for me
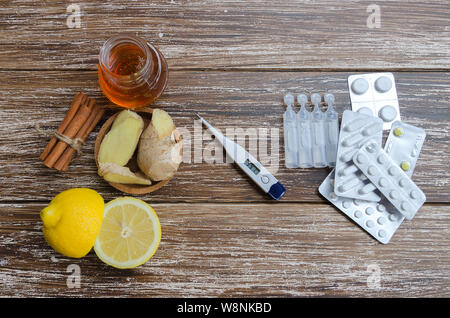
[394,127,404,136]
[401,161,411,171]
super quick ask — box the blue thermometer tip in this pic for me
[267,182,286,200]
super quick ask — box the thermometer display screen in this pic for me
[244,159,260,175]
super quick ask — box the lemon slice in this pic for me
[94,197,161,269]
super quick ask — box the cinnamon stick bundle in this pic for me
[40,92,104,171]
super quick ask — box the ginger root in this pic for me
[98,162,152,185]
[137,109,182,181]
[98,110,144,166]
[151,109,175,140]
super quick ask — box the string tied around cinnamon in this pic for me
[35,123,84,155]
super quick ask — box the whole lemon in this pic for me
[40,188,105,258]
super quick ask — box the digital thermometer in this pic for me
[197,114,286,200]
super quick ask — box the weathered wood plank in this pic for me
[0,70,448,203]
[0,203,448,297]
[0,0,449,70]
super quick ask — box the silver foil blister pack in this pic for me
[348,72,400,130]
[384,121,426,177]
[319,170,404,244]
[333,110,383,202]
[353,140,426,220]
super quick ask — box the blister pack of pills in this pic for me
[384,121,426,177]
[353,140,426,220]
[333,110,383,202]
[348,73,400,130]
[319,170,404,244]
[320,120,426,243]
[353,120,427,195]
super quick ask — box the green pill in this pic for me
[394,127,404,137]
[401,161,411,171]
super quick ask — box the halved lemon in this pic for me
[94,197,161,269]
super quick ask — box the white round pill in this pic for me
[353,199,363,206]
[374,76,392,93]
[356,154,367,164]
[366,220,375,228]
[351,78,369,95]
[365,207,375,215]
[377,217,386,225]
[367,166,377,176]
[389,213,398,222]
[376,204,386,212]
[354,210,362,218]
[357,107,373,116]
[389,190,399,200]
[379,105,397,122]
[379,177,388,188]
[342,200,352,209]
[401,201,411,211]
[329,192,338,201]
[398,178,408,188]
[388,166,398,176]
[410,190,420,200]
[378,230,387,238]
[377,155,386,165]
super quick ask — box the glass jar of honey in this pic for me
[98,34,168,109]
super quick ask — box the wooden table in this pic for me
[1,1,449,297]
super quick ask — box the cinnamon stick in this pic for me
[43,100,92,168]
[61,107,105,171]
[54,102,105,171]
[53,98,96,170]
[40,93,86,161]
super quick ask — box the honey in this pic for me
[98,34,168,109]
